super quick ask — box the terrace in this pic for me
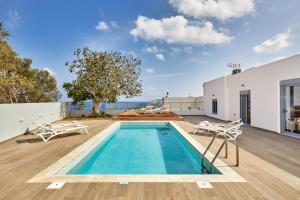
[0,116,299,199]
[1,1,300,199]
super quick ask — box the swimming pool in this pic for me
[29,121,245,183]
[67,122,219,175]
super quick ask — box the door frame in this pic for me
[240,90,251,125]
[280,78,300,134]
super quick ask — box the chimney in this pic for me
[232,68,241,75]
[227,63,242,75]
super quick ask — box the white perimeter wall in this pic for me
[203,54,300,133]
[0,102,68,142]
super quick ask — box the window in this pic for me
[212,99,218,114]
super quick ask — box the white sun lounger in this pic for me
[41,121,81,129]
[140,107,154,114]
[193,121,214,134]
[193,119,242,134]
[36,122,89,142]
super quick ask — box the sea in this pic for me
[69,101,161,111]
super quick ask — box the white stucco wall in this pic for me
[0,102,68,142]
[203,76,229,120]
[172,110,205,116]
[203,54,300,133]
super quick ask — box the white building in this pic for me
[203,54,300,136]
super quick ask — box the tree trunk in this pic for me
[92,98,101,114]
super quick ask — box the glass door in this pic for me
[240,90,251,125]
[281,79,300,134]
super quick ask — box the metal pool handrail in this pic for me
[201,124,243,173]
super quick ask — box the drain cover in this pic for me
[196,181,213,189]
[119,180,128,184]
[46,181,66,189]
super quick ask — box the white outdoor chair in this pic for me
[216,127,243,166]
[226,119,242,128]
[216,127,243,141]
[36,123,89,142]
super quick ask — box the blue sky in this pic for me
[1,0,300,101]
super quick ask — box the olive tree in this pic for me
[63,47,143,114]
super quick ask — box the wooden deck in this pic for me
[0,117,300,200]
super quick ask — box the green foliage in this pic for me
[63,82,92,103]
[26,69,62,102]
[0,22,61,103]
[63,47,143,113]
[0,22,9,41]
[65,112,112,120]
[71,101,86,110]
[89,112,112,118]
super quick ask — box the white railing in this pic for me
[68,101,161,117]
[163,101,204,115]
[68,101,205,117]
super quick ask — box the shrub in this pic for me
[89,112,112,118]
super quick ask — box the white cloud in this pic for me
[145,68,180,83]
[157,73,180,78]
[130,16,232,45]
[170,46,192,54]
[95,21,119,31]
[156,54,165,61]
[7,9,21,29]
[146,68,155,74]
[201,51,210,56]
[147,72,180,78]
[142,86,161,98]
[95,21,109,31]
[170,47,181,54]
[43,67,55,76]
[253,29,292,53]
[184,46,193,53]
[144,46,160,53]
[145,68,180,79]
[169,0,255,21]
[111,21,119,28]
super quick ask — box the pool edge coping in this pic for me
[27,121,246,183]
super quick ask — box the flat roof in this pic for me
[204,53,300,84]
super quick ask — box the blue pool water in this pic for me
[67,122,220,175]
